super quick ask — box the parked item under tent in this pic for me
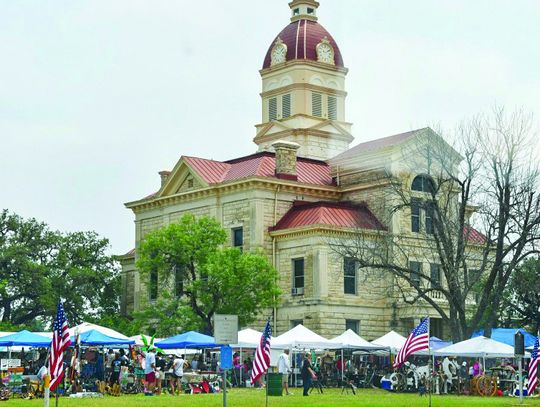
[330,329,387,381]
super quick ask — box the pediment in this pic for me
[158,158,209,198]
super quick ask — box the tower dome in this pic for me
[262,1,344,69]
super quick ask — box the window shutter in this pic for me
[282,94,291,118]
[312,92,322,117]
[269,97,277,121]
[328,96,337,120]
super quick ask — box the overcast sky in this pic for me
[1,0,539,254]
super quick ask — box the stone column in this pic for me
[312,246,328,299]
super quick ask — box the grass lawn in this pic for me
[7,389,540,407]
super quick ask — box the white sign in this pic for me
[214,314,238,345]
[1,359,21,371]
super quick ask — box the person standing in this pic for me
[277,349,292,395]
[170,354,185,395]
[144,346,157,396]
[155,352,167,395]
[301,353,316,397]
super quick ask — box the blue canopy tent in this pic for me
[471,328,537,348]
[155,331,217,349]
[0,330,51,347]
[74,329,135,346]
[430,336,452,351]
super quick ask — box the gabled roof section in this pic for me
[332,128,429,162]
[271,201,385,232]
[183,152,334,186]
[464,225,487,245]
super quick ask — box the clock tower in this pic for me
[254,0,353,161]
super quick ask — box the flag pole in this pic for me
[427,317,432,407]
[265,372,269,407]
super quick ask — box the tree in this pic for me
[500,257,540,333]
[135,214,280,335]
[331,108,540,341]
[0,209,121,327]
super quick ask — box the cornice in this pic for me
[261,83,347,98]
[269,224,386,240]
[125,177,340,214]
[260,60,348,76]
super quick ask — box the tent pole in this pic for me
[341,349,344,382]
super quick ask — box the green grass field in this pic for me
[6,389,540,407]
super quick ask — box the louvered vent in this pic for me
[282,94,291,118]
[328,96,337,120]
[269,97,277,121]
[312,92,322,117]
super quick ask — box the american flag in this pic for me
[528,337,539,396]
[49,302,71,391]
[251,320,272,384]
[393,317,429,369]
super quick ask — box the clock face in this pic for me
[317,43,334,64]
[271,44,287,65]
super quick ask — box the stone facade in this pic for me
[120,1,480,341]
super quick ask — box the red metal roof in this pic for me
[271,201,385,231]
[464,225,487,244]
[184,152,334,186]
[262,20,344,69]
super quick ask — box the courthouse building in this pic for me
[120,1,480,339]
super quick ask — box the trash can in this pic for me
[267,373,283,396]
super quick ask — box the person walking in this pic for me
[277,349,293,395]
[144,346,157,395]
[170,354,185,395]
[301,353,316,396]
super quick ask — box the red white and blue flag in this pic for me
[393,317,430,368]
[49,302,71,391]
[251,320,272,384]
[528,337,539,396]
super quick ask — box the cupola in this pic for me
[289,0,319,22]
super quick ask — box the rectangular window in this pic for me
[149,269,158,301]
[232,227,243,251]
[328,96,337,120]
[269,97,277,121]
[409,261,422,287]
[293,8,300,15]
[307,8,315,15]
[430,263,441,289]
[411,199,420,233]
[282,94,291,118]
[425,202,434,235]
[291,319,303,328]
[175,265,184,298]
[312,92,322,117]
[343,257,357,295]
[292,258,304,294]
[430,318,443,338]
[345,319,360,334]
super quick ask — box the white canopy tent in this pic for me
[69,322,129,340]
[433,336,517,358]
[330,329,386,350]
[230,328,266,348]
[272,324,342,349]
[371,330,407,352]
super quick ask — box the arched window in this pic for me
[411,175,435,193]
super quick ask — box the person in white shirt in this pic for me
[144,346,157,395]
[170,354,185,395]
[277,349,292,395]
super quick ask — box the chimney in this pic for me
[272,140,300,181]
[159,171,170,187]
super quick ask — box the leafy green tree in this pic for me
[136,214,280,335]
[0,209,120,327]
[500,257,540,333]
